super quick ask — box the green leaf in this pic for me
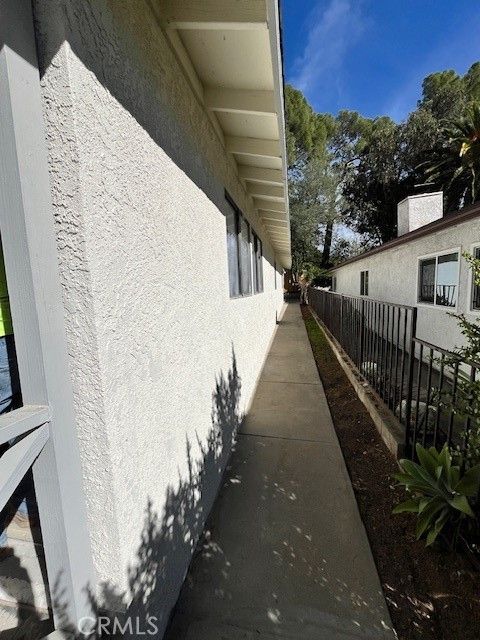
[415,497,445,539]
[416,445,439,477]
[455,464,480,497]
[426,509,449,546]
[448,494,474,517]
[400,459,436,489]
[392,499,420,514]
[418,497,430,513]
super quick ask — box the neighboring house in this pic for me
[330,192,480,353]
[0,0,290,636]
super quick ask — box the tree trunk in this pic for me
[321,221,334,267]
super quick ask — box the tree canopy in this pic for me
[285,62,480,272]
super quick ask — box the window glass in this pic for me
[255,237,263,293]
[436,252,458,307]
[418,258,436,303]
[226,205,240,297]
[473,247,480,310]
[360,270,369,296]
[239,215,252,295]
[252,233,258,293]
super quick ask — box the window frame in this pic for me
[252,231,264,294]
[225,192,264,298]
[467,243,480,314]
[416,247,461,310]
[360,270,369,296]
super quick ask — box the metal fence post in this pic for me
[359,297,365,368]
[339,295,344,344]
[404,307,418,457]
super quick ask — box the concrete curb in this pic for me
[309,307,405,459]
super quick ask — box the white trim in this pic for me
[397,190,443,206]
[416,246,461,311]
[0,0,96,627]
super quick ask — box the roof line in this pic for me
[332,202,480,270]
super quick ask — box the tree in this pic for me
[285,86,340,273]
[340,116,407,242]
[285,62,480,259]
[337,62,480,243]
[419,69,466,120]
[423,102,480,209]
[285,85,334,167]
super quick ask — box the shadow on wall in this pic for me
[4,351,242,639]
[30,0,233,219]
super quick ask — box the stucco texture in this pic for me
[331,217,480,352]
[33,0,284,630]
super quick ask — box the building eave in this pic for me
[155,0,291,268]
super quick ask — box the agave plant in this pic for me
[422,101,480,207]
[393,444,480,548]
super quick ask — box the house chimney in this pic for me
[397,191,443,236]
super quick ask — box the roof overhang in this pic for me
[155,0,291,268]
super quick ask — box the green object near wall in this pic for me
[0,244,13,337]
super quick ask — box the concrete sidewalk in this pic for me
[166,303,396,640]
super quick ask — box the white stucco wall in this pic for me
[331,217,480,352]
[33,0,285,631]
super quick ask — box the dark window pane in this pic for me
[226,205,239,297]
[239,216,252,295]
[360,270,368,296]
[419,258,435,303]
[436,252,458,307]
[473,247,480,310]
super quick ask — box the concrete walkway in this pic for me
[166,303,396,640]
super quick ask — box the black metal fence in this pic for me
[309,288,480,459]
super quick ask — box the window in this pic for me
[331,275,337,292]
[418,251,459,307]
[225,194,260,297]
[238,214,252,295]
[252,232,263,293]
[360,270,369,296]
[472,246,480,310]
[226,204,240,297]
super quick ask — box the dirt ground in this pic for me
[302,304,480,640]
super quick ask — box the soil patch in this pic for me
[302,304,480,640]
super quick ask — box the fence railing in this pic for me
[309,288,480,459]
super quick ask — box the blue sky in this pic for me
[282,0,480,121]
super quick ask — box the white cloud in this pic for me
[291,0,367,104]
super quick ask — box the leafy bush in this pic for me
[394,443,480,548]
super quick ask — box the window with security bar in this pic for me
[418,251,459,307]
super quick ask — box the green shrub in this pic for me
[393,443,480,548]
